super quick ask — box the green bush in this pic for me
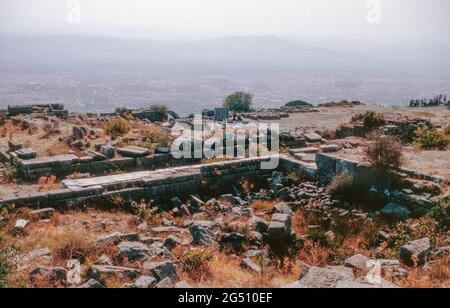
[429,199,450,231]
[363,111,386,131]
[1,164,20,183]
[105,118,131,137]
[413,126,449,150]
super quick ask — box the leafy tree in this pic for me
[223,92,253,113]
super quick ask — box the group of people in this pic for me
[409,94,447,107]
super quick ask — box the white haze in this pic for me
[0,0,450,113]
[1,0,449,41]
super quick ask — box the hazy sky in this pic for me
[1,0,449,41]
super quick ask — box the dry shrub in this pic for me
[444,125,450,136]
[366,134,403,169]
[413,126,449,150]
[320,129,337,140]
[105,118,131,137]
[327,173,354,198]
[297,240,332,267]
[174,247,214,282]
[53,232,96,261]
[137,126,173,148]
[291,211,309,235]
[38,175,59,191]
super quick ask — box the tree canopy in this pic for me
[223,91,254,113]
[285,100,313,107]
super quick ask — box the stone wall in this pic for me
[17,154,201,179]
[1,156,280,208]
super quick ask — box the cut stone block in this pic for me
[15,148,37,160]
[118,146,150,158]
[304,133,322,143]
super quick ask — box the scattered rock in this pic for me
[123,276,157,289]
[67,259,82,285]
[304,133,322,143]
[400,237,431,266]
[117,241,150,261]
[164,235,182,249]
[144,261,178,282]
[175,281,192,288]
[381,203,411,220]
[268,214,292,239]
[78,279,104,289]
[249,216,269,233]
[87,265,141,281]
[14,219,29,235]
[432,246,450,257]
[297,267,350,288]
[30,208,55,220]
[273,202,294,216]
[154,277,175,288]
[137,222,149,232]
[96,232,139,245]
[241,258,262,273]
[344,254,369,271]
[220,232,246,251]
[190,222,216,245]
[94,254,113,266]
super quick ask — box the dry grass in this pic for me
[178,250,298,288]
[250,200,278,216]
[395,255,450,288]
[38,175,59,192]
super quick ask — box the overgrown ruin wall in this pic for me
[0,153,441,214]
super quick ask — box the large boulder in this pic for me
[344,254,369,271]
[117,241,150,261]
[268,214,292,239]
[122,276,157,289]
[144,261,178,282]
[87,265,141,281]
[273,202,294,216]
[96,232,139,245]
[190,221,217,245]
[249,216,269,234]
[297,267,350,288]
[400,238,431,266]
[380,203,411,220]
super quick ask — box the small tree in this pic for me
[223,91,253,113]
[366,135,403,170]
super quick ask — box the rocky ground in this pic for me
[1,171,448,288]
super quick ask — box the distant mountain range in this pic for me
[1,35,448,74]
[0,35,449,113]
